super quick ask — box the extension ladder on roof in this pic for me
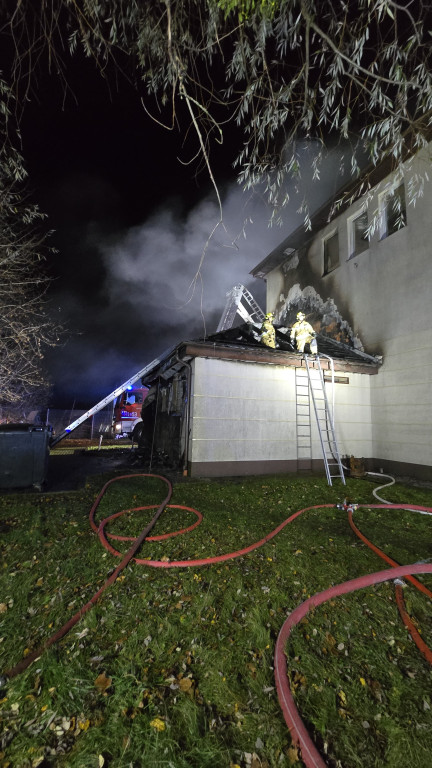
[216,284,265,332]
[303,354,346,486]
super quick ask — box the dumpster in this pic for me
[0,424,52,490]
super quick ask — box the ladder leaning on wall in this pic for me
[303,354,346,486]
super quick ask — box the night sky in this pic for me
[18,54,347,408]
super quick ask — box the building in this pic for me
[137,144,431,481]
[252,142,432,481]
[138,325,380,479]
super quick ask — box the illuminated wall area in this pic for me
[188,356,374,478]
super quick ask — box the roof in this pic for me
[203,324,380,365]
[141,324,381,386]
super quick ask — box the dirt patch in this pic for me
[46,448,139,491]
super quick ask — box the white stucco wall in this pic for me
[189,357,297,464]
[318,372,373,461]
[188,356,373,472]
[265,144,432,475]
[370,329,432,468]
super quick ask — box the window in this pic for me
[323,231,339,274]
[349,208,369,258]
[380,182,406,238]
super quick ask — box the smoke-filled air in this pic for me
[45,142,351,406]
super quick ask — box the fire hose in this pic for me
[1,474,432,768]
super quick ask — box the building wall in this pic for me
[265,145,432,479]
[370,329,432,475]
[188,356,373,477]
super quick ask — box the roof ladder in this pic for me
[303,354,346,486]
[216,284,265,332]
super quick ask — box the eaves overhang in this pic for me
[180,340,380,375]
[141,344,194,386]
[141,338,381,382]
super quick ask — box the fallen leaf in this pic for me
[75,628,90,639]
[77,716,90,731]
[150,717,166,732]
[94,672,112,694]
[369,679,383,702]
[287,744,301,764]
[290,671,306,691]
[178,677,193,692]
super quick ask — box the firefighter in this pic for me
[290,311,318,354]
[261,312,276,349]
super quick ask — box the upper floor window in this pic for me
[323,230,339,274]
[348,207,369,259]
[380,182,406,239]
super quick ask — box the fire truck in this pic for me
[112,385,148,438]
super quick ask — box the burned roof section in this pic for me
[203,323,380,365]
[141,323,381,387]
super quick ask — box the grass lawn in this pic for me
[0,471,431,768]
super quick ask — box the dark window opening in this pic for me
[381,183,406,238]
[323,231,339,274]
[350,209,369,258]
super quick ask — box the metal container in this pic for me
[0,424,52,490]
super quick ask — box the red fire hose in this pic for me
[348,505,432,663]
[3,474,432,768]
[4,474,173,680]
[274,562,432,768]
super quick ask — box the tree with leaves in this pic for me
[0,79,59,420]
[2,0,432,226]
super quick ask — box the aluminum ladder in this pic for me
[216,284,265,332]
[295,366,312,471]
[50,345,177,446]
[303,354,346,486]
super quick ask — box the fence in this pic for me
[44,404,114,440]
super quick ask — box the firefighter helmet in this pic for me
[265,312,274,319]
[296,311,305,320]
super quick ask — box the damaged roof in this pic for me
[142,323,381,386]
[203,323,380,365]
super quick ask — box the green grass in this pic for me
[0,472,431,768]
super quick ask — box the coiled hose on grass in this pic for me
[3,473,432,768]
